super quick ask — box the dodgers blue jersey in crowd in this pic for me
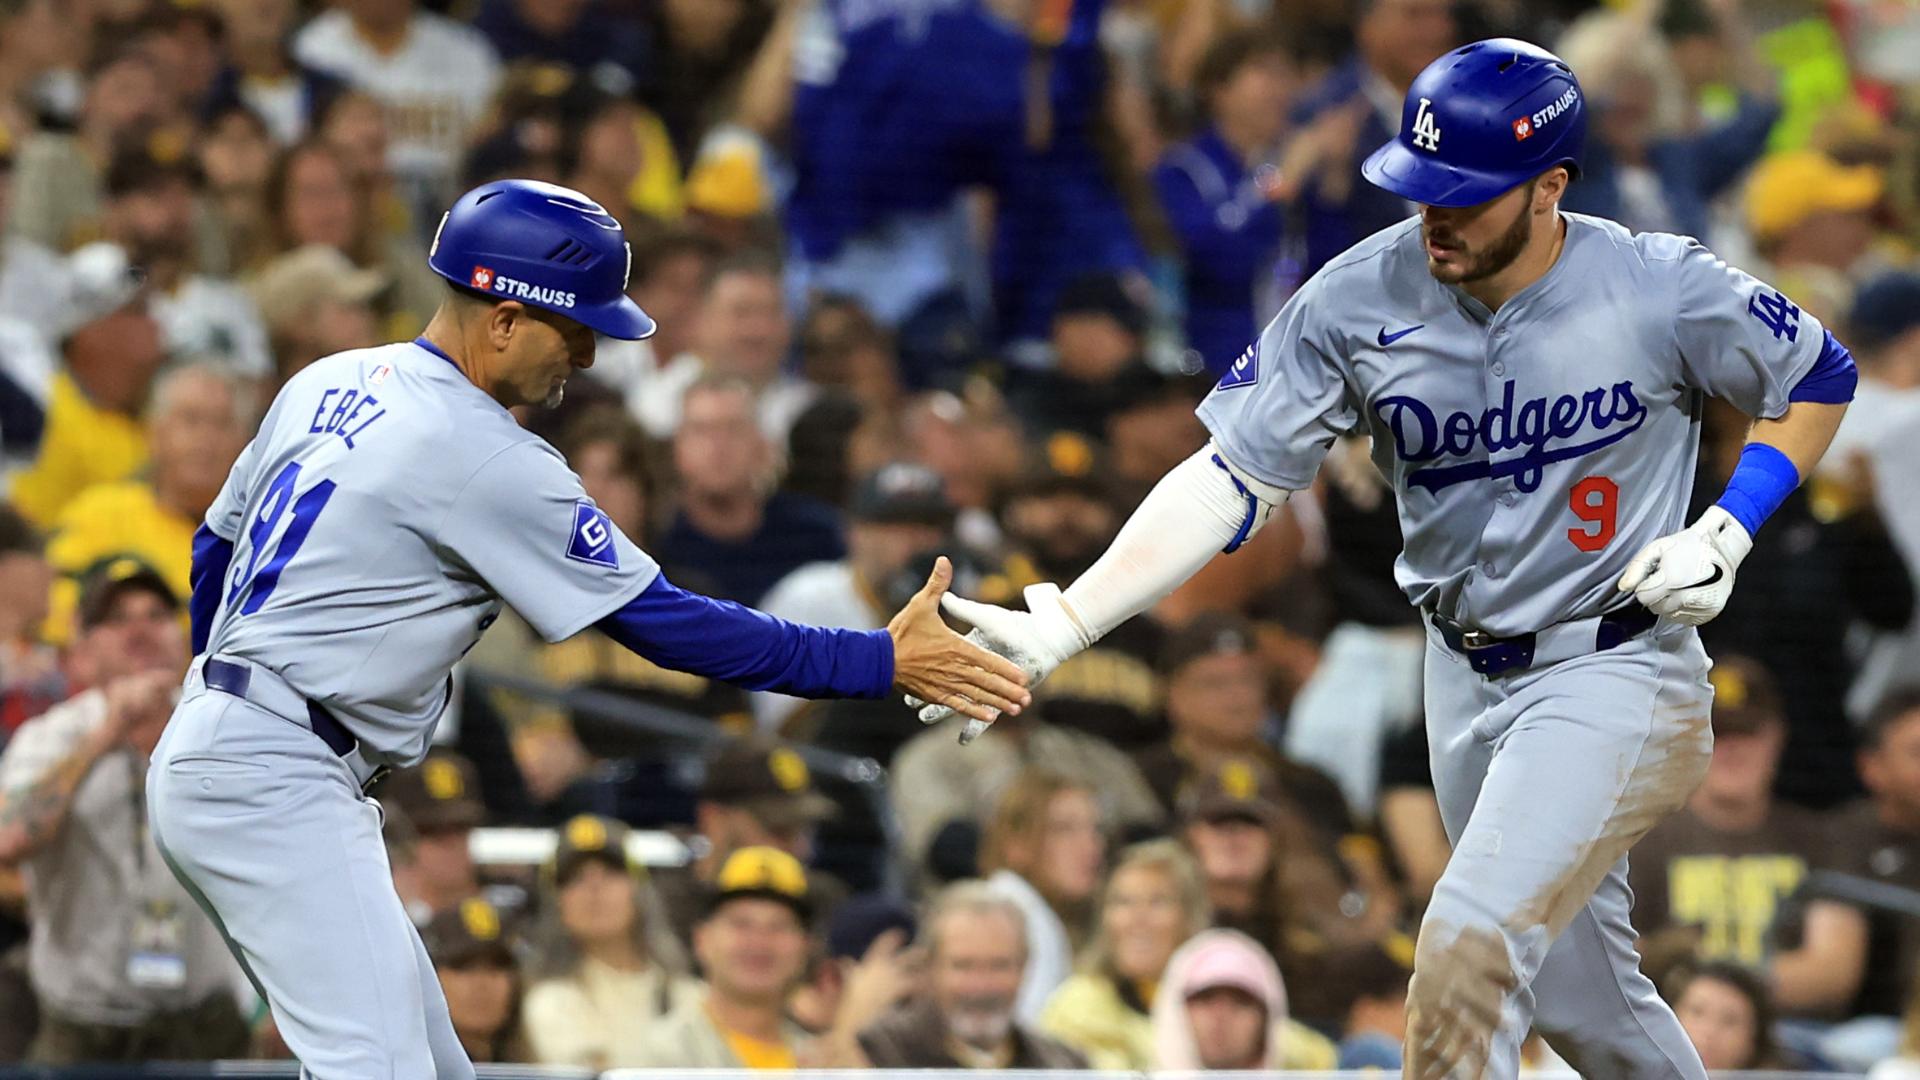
[200,339,658,764]
[1198,213,1825,636]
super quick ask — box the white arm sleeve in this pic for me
[1059,442,1290,642]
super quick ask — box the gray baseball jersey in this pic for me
[1198,212,1824,636]
[202,339,659,765]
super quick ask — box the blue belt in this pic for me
[1429,602,1658,677]
[203,658,359,758]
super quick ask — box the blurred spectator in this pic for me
[1285,437,1424,819]
[653,737,843,950]
[977,769,1107,1022]
[380,748,487,924]
[521,815,698,1068]
[557,88,651,234]
[582,230,720,427]
[101,146,272,378]
[292,0,502,210]
[795,296,905,423]
[755,463,955,731]
[245,245,387,384]
[1555,7,1778,239]
[631,845,815,1068]
[1628,657,1830,965]
[901,385,1025,553]
[1772,690,1920,1038]
[421,896,527,1064]
[1327,942,1411,1070]
[205,0,341,145]
[1134,613,1353,840]
[263,138,440,336]
[42,363,253,644]
[1149,927,1338,1070]
[1830,271,1920,725]
[1694,399,1913,808]
[642,0,773,168]
[11,46,166,253]
[1006,274,1150,440]
[993,436,1165,748]
[1744,151,1887,313]
[473,0,649,97]
[857,879,1088,1069]
[0,562,247,1062]
[789,891,919,1035]
[1290,0,1457,274]
[1037,839,1208,1069]
[1104,370,1210,504]
[0,122,72,341]
[891,705,1162,894]
[655,376,844,605]
[0,506,57,730]
[639,252,814,443]
[1668,961,1783,1072]
[1175,756,1397,1024]
[7,298,162,529]
[196,104,278,274]
[1153,32,1307,377]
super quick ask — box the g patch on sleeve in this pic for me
[1216,344,1258,390]
[566,501,619,569]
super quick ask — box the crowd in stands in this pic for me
[0,0,1918,1073]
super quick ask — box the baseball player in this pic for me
[146,179,1030,1078]
[917,40,1857,1078]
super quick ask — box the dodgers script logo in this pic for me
[1374,379,1648,493]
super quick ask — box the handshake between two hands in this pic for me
[886,557,1089,745]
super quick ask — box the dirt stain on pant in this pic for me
[1403,706,1712,1079]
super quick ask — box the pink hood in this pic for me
[1149,929,1291,1070]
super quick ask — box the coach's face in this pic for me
[486,301,596,409]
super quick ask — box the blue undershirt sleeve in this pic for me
[595,575,895,699]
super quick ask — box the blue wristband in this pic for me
[1715,443,1800,537]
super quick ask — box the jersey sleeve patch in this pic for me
[1216,343,1258,390]
[566,501,620,569]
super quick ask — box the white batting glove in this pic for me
[904,583,1091,743]
[1615,506,1754,626]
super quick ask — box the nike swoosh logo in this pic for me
[1688,566,1725,589]
[1377,324,1425,347]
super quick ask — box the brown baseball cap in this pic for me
[1708,656,1784,736]
[1160,611,1258,676]
[1179,756,1283,827]
[421,897,516,970]
[548,813,633,886]
[700,738,838,832]
[380,750,486,832]
[706,845,812,922]
[76,557,178,629]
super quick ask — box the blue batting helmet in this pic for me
[427,179,656,340]
[1361,38,1585,209]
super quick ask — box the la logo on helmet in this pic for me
[1411,98,1442,151]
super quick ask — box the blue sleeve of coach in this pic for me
[190,524,234,657]
[1789,330,1859,404]
[596,575,895,699]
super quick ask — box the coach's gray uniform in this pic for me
[1199,213,1823,1077]
[149,340,659,1078]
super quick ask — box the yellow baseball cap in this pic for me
[708,845,811,921]
[1745,152,1884,241]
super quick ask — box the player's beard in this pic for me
[1424,188,1535,285]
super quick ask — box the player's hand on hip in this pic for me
[1616,506,1753,626]
[888,557,1032,733]
[907,581,1091,743]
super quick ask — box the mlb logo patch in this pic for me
[369,364,392,386]
[1216,344,1258,391]
[566,501,619,569]
[1512,117,1533,140]
[470,266,495,289]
